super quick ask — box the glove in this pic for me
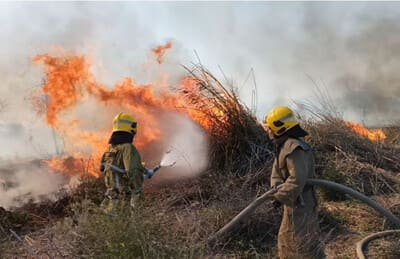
[145,168,154,179]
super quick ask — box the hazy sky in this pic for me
[1,1,400,157]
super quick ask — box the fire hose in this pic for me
[208,179,400,258]
[101,161,176,179]
[145,161,176,179]
[100,161,176,193]
[356,230,400,259]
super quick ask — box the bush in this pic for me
[53,200,205,258]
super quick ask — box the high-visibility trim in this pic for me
[115,119,136,126]
[278,113,293,122]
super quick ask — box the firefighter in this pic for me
[100,112,154,215]
[263,106,325,259]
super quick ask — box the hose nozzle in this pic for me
[153,165,162,172]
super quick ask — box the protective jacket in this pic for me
[100,133,146,214]
[271,137,325,259]
[101,143,146,194]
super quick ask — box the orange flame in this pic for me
[31,51,214,178]
[32,55,92,127]
[345,121,386,142]
[152,42,172,64]
[179,77,227,131]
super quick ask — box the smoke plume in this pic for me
[0,161,68,209]
[158,113,209,180]
[1,2,400,207]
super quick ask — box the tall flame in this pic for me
[31,51,215,178]
[345,121,386,142]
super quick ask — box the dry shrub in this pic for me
[336,159,398,196]
[0,207,31,240]
[3,68,400,258]
[180,64,274,176]
[38,178,277,258]
[366,234,400,259]
[302,118,400,198]
[54,200,205,258]
[144,171,278,257]
[374,195,400,229]
[384,126,400,147]
[1,197,207,258]
[0,175,104,245]
[304,119,399,172]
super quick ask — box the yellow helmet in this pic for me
[112,112,137,134]
[264,106,299,136]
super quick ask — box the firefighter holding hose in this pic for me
[263,106,325,259]
[100,112,154,215]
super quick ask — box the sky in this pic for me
[0,1,400,159]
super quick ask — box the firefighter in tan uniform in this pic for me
[263,106,325,259]
[100,112,154,215]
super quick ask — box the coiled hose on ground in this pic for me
[356,230,400,259]
[208,179,400,258]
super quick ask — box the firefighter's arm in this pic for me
[270,159,284,188]
[273,148,308,206]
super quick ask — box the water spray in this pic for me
[160,146,194,174]
[101,148,181,181]
[145,161,176,180]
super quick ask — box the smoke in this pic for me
[157,113,209,180]
[1,2,400,206]
[337,19,400,125]
[289,3,400,125]
[141,2,400,126]
[0,2,195,207]
[0,161,69,209]
[1,2,400,137]
[0,122,56,159]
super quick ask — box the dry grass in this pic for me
[366,234,400,259]
[0,176,279,258]
[302,119,400,200]
[179,64,274,176]
[1,69,400,258]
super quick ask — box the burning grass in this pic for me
[1,176,280,258]
[2,127,399,258]
[29,53,273,180]
[2,60,400,258]
[303,118,400,200]
[179,64,274,176]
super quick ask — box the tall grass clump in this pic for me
[50,200,205,258]
[179,64,274,176]
[296,87,400,199]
